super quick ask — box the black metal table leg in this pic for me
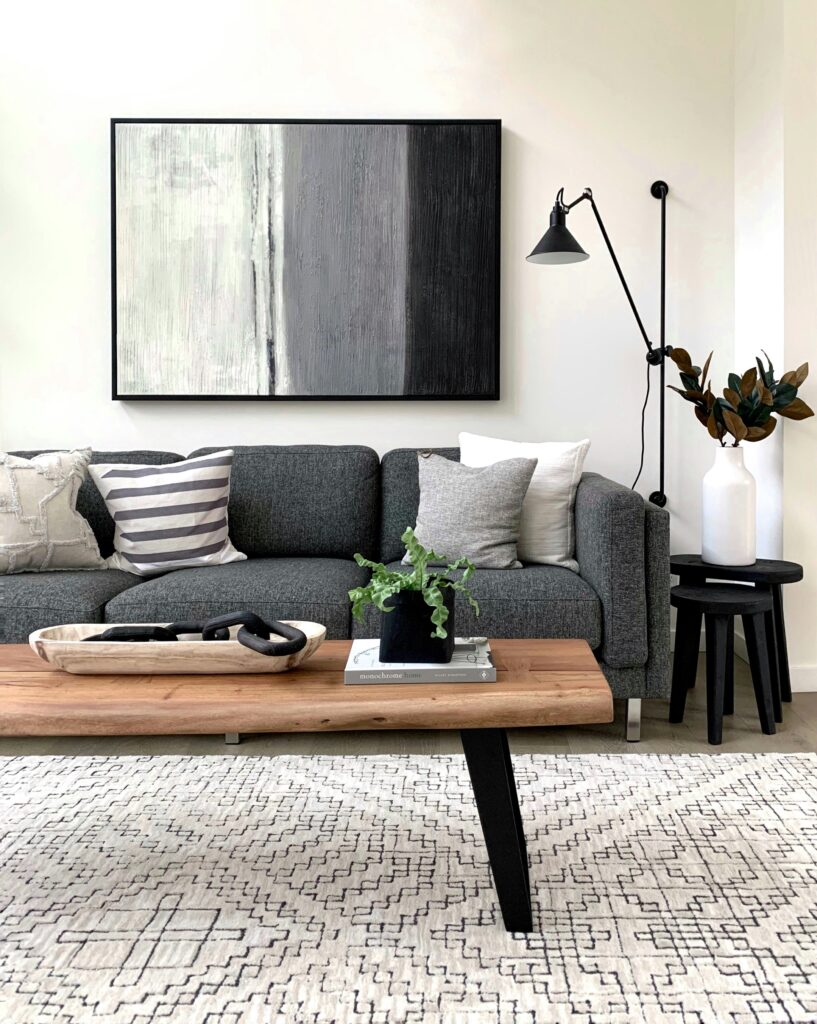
[772,584,793,703]
[460,728,533,933]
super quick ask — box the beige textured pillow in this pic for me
[0,450,106,573]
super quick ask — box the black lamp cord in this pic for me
[631,360,651,491]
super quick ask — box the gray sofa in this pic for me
[2,445,670,736]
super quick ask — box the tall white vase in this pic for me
[701,446,756,566]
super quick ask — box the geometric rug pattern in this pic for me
[1,753,815,1023]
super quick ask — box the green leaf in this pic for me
[728,373,742,394]
[351,528,480,637]
[353,553,389,573]
[680,372,700,392]
[773,383,798,409]
[761,349,775,385]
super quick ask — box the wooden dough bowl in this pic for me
[29,622,327,675]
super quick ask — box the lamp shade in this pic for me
[526,205,589,264]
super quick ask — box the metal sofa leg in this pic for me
[224,733,241,745]
[625,699,642,743]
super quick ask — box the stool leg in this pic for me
[772,584,793,703]
[705,615,728,746]
[742,613,776,736]
[763,606,783,723]
[724,618,735,716]
[670,604,702,723]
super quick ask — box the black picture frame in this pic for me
[110,118,501,402]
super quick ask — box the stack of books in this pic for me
[344,638,496,685]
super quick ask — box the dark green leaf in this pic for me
[761,349,775,385]
[773,383,798,409]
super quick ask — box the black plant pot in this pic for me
[379,588,455,663]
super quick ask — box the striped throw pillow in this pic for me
[88,450,246,576]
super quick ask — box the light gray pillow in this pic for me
[405,454,538,569]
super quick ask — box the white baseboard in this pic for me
[669,629,817,690]
[789,667,817,693]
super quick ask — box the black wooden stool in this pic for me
[670,584,776,745]
[670,555,803,707]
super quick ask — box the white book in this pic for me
[344,638,496,685]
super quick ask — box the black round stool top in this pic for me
[671,583,773,616]
[671,554,803,586]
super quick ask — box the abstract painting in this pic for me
[111,120,500,399]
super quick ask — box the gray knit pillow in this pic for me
[405,454,538,569]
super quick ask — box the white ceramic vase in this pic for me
[701,446,756,566]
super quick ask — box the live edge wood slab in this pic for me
[0,639,613,737]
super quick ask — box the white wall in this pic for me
[782,0,817,691]
[731,0,817,690]
[0,0,736,559]
[734,0,784,560]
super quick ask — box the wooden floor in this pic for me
[1,655,816,756]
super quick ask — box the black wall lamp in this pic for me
[527,182,671,507]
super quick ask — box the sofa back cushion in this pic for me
[380,447,459,562]
[189,445,380,559]
[10,450,184,557]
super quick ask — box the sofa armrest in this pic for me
[574,473,648,668]
[643,500,671,697]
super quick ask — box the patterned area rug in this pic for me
[1,754,815,1024]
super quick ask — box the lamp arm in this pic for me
[561,189,654,354]
[562,185,671,508]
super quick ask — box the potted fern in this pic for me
[348,527,480,663]
[669,348,812,565]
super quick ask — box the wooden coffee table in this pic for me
[0,638,612,933]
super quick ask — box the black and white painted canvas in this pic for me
[111,120,500,399]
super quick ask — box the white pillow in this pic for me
[458,433,590,572]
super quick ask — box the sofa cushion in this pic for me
[0,570,143,643]
[380,447,459,562]
[11,450,184,557]
[351,561,602,648]
[104,557,369,640]
[189,446,380,560]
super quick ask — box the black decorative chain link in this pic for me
[83,613,308,657]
